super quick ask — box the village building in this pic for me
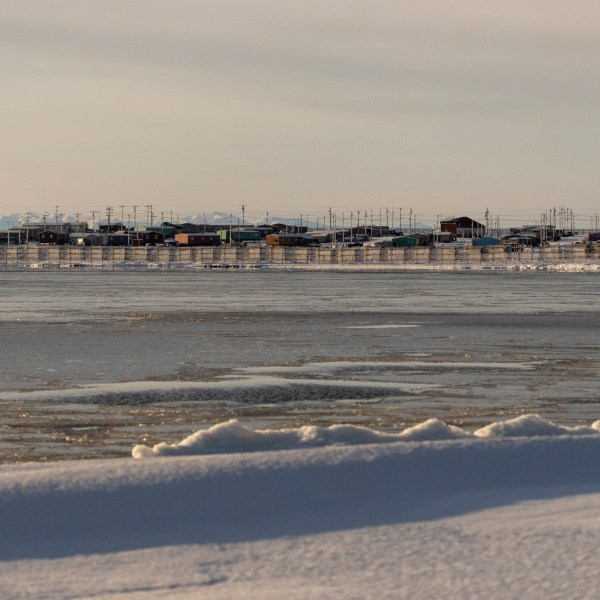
[132,231,165,246]
[440,217,486,238]
[70,232,103,246]
[175,233,221,246]
[219,229,262,243]
[266,233,312,247]
[38,230,70,244]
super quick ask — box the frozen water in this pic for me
[1,270,600,462]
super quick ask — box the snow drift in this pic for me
[3,415,600,599]
[132,414,600,457]
[1,415,600,564]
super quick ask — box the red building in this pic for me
[440,217,485,238]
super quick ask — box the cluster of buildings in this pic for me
[0,215,583,249]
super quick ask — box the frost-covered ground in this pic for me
[2,415,600,599]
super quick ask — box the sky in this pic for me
[2,1,600,226]
[2,415,600,598]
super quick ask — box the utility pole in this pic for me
[332,213,337,248]
[106,206,113,233]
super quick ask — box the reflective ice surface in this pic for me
[1,270,599,461]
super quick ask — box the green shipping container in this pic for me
[392,236,419,247]
[219,229,262,242]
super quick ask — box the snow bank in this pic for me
[0,415,599,561]
[475,413,600,437]
[8,259,600,273]
[131,418,467,457]
[3,415,600,598]
[132,414,600,457]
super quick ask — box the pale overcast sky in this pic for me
[2,1,599,225]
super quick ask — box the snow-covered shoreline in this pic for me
[5,259,600,272]
[2,415,600,599]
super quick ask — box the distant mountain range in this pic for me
[0,211,430,231]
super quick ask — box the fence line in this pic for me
[0,244,596,270]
